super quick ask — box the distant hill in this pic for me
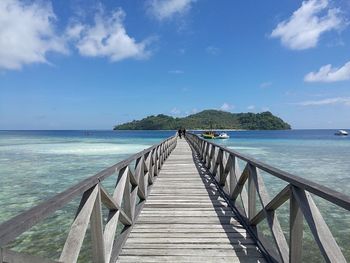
[114,110,291,130]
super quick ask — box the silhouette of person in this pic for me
[178,129,182,139]
[182,128,186,137]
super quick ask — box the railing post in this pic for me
[154,145,160,176]
[218,150,226,186]
[200,140,205,159]
[135,156,146,200]
[59,186,99,263]
[229,155,237,197]
[289,189,303,263]
[248,164,256,220]
[208,145,215,170]
[91,185,106,263]
[204,142,210,164]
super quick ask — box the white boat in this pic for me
[335,130,348,136]
[217,132,230,139]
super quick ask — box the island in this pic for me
[114,110,291,130]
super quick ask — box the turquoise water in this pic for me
[0,130,349,261]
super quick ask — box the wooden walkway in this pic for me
[117,138,266,263]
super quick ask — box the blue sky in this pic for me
[1,0,350,129]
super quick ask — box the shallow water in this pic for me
[0,130,349,261]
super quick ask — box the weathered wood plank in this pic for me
[250,184,291,226]
[124,237,256,244]
[59,185,99,263]
[117,255,266,263]
[250,166,289,263]
[119,248,261,257]
[128,232,250,238]
[289,189,303,263]
[292,187,347,263]
[90,186,105,263]
[121,243,258,250]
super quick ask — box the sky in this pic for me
[1,0,350,130]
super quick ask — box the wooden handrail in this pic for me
[0,134,177,263]
[186,132,349,263]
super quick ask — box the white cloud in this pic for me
[147,0,195,20]
[270,0,345,50]
[168,69,184,74]
[0,0,67,70]
[67,8,152,61]
[220,103,234,112]
[296,97,350,106]
[262,107,270,112]
[206,46,220,55]
[304,61,350,82]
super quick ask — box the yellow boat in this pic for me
[201,131,230,139]
[201,131,216,139]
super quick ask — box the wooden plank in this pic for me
[121,243,258,250]
[59,185,99,263]
[292,187,346,263]
[124,237,256,244]
[119,248,261,257]
[230,164,250,201]
[139,211,236,216]
[250,184,291,225]
[289,189,303,263]
[250,166,289,263]
[104,210,120,262]
[117,255,266,263]
[248,167,256,220]
[130,228,247,233]
[100,185,132,226]
[128,232,250,238]
[135,217,238,224]
[133,223,244,232]
[90,186,105,263]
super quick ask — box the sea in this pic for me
[0,130,349,262]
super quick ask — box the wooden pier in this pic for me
[0,133,350,263]
[117,138,265,262]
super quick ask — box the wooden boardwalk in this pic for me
[117,138,266,263]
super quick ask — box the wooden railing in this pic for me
[186,132,350,263]
[0,135,177,263]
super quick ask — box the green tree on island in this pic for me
[114,110,291,130]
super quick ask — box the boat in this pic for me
[202,131,216,139]
[217,132,230,139]
[335,130,348,136]
[201,131,230,139]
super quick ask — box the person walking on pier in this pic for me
[182,128,186,137]
[178,129,182,139]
